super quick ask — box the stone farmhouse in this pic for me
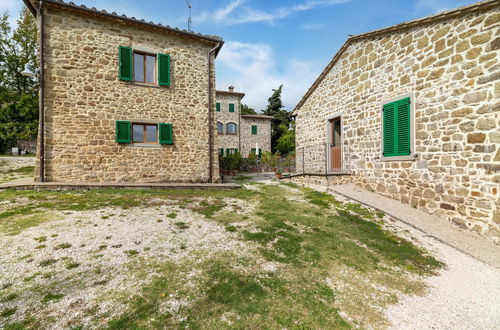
[216,87,272,158]
[24,0,224,183]
[290,0,499,242]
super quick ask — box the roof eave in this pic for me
[292,0,499,115]
[40,0,223,47]
[215,90,246,98]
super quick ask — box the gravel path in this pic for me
[384,217,500,330]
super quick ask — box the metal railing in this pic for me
[282,142,350,176]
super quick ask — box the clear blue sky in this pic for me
[3,0,478,110]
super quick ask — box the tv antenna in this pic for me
[186,0,192,31]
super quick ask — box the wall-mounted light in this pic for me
[21,63,38,78]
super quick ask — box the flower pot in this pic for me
[275,173,282,179]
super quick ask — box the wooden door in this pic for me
[330,118,342,172]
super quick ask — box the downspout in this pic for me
[207,42,221,183]
[238,98,241,153]
[38,1,45,182]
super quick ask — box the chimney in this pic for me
[228,85,234,92]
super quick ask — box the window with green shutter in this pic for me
[116,121,131,143]
[118,46,133,81]
[158,123,173,145]
[157,53,171,86]
[383,97,411,157]
[216,103,221,112]
[251,125,257,135]
[229,103,235,112]
[226,148,231,155]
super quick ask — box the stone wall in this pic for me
[295,6,500,242]
[240,116,272,157]
[36,6,220,183]
[215,92,241,153]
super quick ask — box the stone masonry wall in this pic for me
[240,116,272,157]
[295,7,500,242]
[36,7,220,183]
[215,92,241,154]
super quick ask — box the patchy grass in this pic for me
[0,213,56,236]
[174,221,189,230]
[125,250,139,257]
[39,259,57,267]
[5,166,34,175]
[1,307,17,318]
[233,175,252,182]
[41,293,64,303]
[0,182,443,329]
[54,243,72,250]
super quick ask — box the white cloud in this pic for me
[216,41,321,111]
[301,22,327,31]
[194,0,351,26]
[0,0,24,28]
[414,0,458,14]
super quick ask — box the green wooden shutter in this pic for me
[158,53,171,86]
[383,97,411,157]
[226,148,230,155]
[216,103,221,112]
[229,103,235,112]
[219,148,224,156]
[258,149,262,158]
[383,102,396,156]
[235,148,238,154]
[159,123,173,144]
[118,46,133,81]
[251,125,257,135]
[396,98,411,156]
[116,121,131,143]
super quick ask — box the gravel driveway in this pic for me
[384,217,500,330]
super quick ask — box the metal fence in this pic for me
[279,142,350,176]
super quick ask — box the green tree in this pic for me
[261,85,292,152]
[276,123,295,155]
[240,103,256,115]
[0,8,38,153]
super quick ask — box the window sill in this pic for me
[129,143,163,148]
[380,155,416,162]
[226,133,238,135]
[126,81,164,89]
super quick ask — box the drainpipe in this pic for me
[38,1,45,182]
[207,42,221,183]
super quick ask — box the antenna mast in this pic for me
[186,0,192,31]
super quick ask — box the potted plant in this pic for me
[220,156,230,176]
[275,169,282,179]
[247,153,257,172]
[261,151,272,172]
[229,152,242,176]
[283,155,291,174]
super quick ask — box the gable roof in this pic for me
[23,0,224,55]
[215,90,246,98]
[291,0,498,115]
[241,114,273,120]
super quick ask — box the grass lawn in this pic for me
[0,182,443,329]
[0,158,35,184]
